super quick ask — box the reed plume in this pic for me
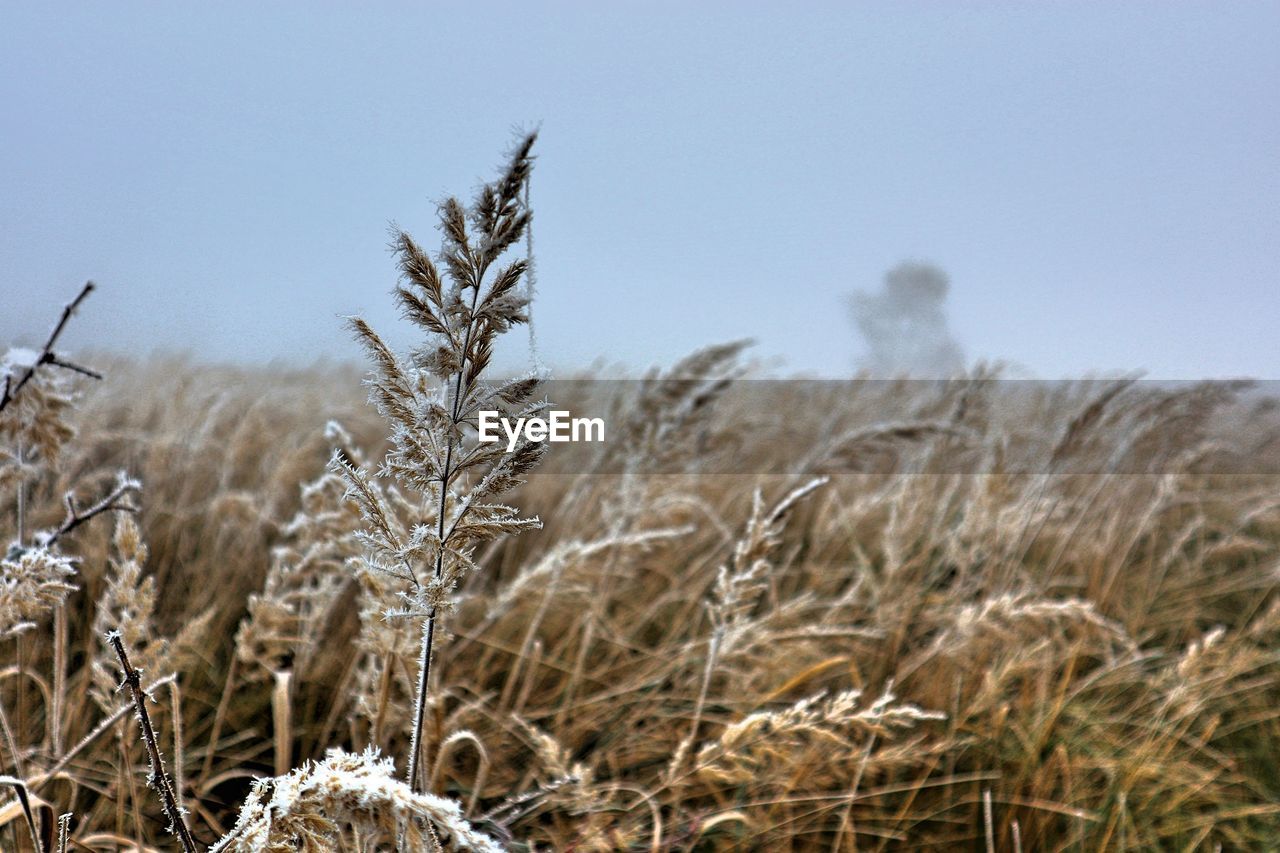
[334,132,545,793]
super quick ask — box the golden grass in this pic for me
[3,352,1279,850]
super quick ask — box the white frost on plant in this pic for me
[0,547,77,637]
[2,347,40,375]
[211,746,506,852]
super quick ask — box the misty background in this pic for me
[1,3,1277,379]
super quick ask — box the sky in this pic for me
[1,3,1277,379]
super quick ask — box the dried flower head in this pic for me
[0,544,76,637]
[211,747,505,852]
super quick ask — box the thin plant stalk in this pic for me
[200,655,238,785]
[55,814,71,853]
[0,694,22,779]
[51,604,66,757]
[107,631,197,852]
[167,681,185,818]
[407,271,485,794]
[15,439,23,544]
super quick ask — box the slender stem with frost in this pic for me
[406,261,487,794]
[107,632,197,852]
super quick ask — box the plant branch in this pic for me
[0,282,98,414]
[107,632,197,852]
[31,673,179,797]
[38,475,140,549]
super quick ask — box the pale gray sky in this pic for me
[2,3,1277,378]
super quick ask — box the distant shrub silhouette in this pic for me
[850,261,965,377]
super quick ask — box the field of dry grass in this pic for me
[4,140,1280,851]
[3,352,1279,851]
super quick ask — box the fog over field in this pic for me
[2,3,1278,378]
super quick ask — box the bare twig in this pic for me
[106,632,197,852]
[0,282,98,414]
[30,673,178,797]
[38,475,140,549]
[41,355,101,381]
